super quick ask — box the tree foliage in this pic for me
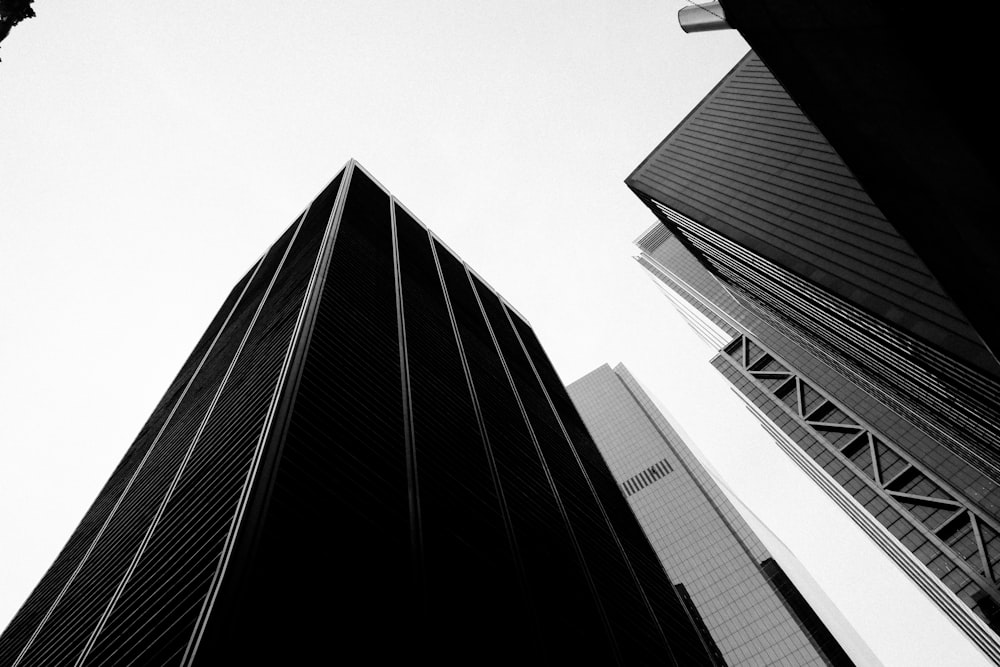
[0,0,36,48]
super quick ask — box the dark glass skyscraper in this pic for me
[0,161,713,666]
[568,363,860,666]
[627,51,1000,492]
[713,0,1000,364]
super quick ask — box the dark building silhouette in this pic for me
[713,0,1000,368]
[0,161,714,666]
[0,1,36,51]
[568,363,860,666]
[635,221,1000,662]
[627,50,1000,509]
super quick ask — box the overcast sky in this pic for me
[0,2,990,665]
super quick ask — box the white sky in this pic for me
[0,2,989,665]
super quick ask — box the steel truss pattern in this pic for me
[716,333,1000,662]
[644,195,1000,489]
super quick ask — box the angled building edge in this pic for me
[0,161,715,666]
[568,363,860,666]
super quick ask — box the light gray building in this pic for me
[568,363,856,667]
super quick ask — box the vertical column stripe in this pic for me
[71,210,307,665]
[79,200,308,666]
[181,167,353,665]
[466,270,623,665]
[501,309,683,666]
[427,236,529,606]
[390,196,424,595]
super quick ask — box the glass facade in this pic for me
[0,161,714,665]
[568,364,855,667]
[633,220,1000,661]
[626,51,1000,492]
[714,335,1000,657]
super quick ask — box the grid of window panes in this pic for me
[568,364,854,666]
[711,351,1000,635]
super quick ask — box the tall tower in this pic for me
[634,221,1000,662]
[568,363,859,667]
[626,51,1000,493]
[712,0,1000,363]
[0,161,714,666]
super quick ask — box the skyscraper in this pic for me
[709,0,1000,363]
[0,160,715,666]
[568,363,859,667]
[626,51,1000,494]
[634,222,1000,662]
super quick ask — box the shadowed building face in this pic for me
[0,161,714,666]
